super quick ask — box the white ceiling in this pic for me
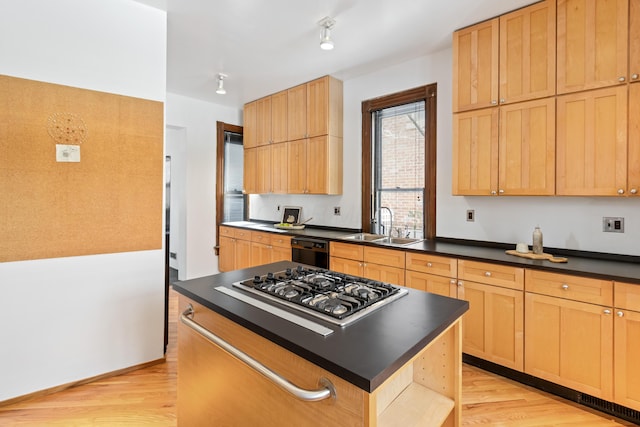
[134,0,534,109]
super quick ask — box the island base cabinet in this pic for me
[178,296,462,427]
[524,293,613,400]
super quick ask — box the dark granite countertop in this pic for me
[172,261,469,393]
[222,221,640,285]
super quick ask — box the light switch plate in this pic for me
[56,144,81,162]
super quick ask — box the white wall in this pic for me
[0,0,166,401]
[165,93,241,279]
[251,48,640,256]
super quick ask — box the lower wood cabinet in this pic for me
[218,227,291,272]
[405,252,458,298]
[524,270,614,400]
[457,260,524,371]
[329,242,405,286]
[614,282,640,411]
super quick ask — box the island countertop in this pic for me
[172,261,469,392]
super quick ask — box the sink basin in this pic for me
[375,237,424,246]
[340,233,387,242]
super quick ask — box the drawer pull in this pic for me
[561,284,569,290]
[457,281,463,286]
[426,262,432,267]
[617,311,624,317]
[181,305,336,401]
[450,279,456,285]
[484,271,491,277]
[603,309,612,315]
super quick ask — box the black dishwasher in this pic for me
[291,237,329,269]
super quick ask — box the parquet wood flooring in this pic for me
[0,285,635,426]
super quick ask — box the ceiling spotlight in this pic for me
[318,16,335,50]
[216,73,227,95]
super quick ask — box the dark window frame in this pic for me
[361,84,437,239]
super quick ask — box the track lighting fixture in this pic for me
[318,16,335,50]
[216,73,227,95]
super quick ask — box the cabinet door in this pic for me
[629,83,640,196]
[256,145,271,194]
[255,96,272,146]
[614,309,640,411]
[330,242,363,261]
[287,139,306,193]
[452,108,499,195]
[499,0,556,104]
[631,0,640,83]
[270,142,288,194]
[235,238,252,270]
[556,86,628,195]
[525,292,613,400]
[243,148,257,194]
[243,101,257,149]
[218,236,235,273]
[329,256,363,276]
[363,263,405,286]
[499,98,555,195]
[459,281,524,371]
[306,77,329,138]
[557,0,628,94]
[452,18,499,112]
[271,90,288,144]
[306,136,328,194]
[405,271,457,298]
[250,242,271,267]
[287,83,307,140]
[270,245,291,263]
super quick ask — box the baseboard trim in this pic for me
[0,357,165,407]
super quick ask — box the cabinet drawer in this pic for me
[525,270,613,306]
[219,226,235,237]
[364,247,405,269]
[270,235,291,248]
[251,231,271,244]
[615,282,640,311]
[458,260,524,290]
[234,228,252,240]
[330,242,363,261]
[405,252,457,277]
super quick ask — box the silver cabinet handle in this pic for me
[498,189,504,194]
[484,271,492,277]
[617,311,624,317]
[500,98,506,104]
[181,305,336,401]
[632,73,639,80]
[631,188,638,195]
[618,76,626,82]
[603,309,612,315]
[561,284,569,290]
[618,188,625,195]
[426,262,432,267]
[450,279,457,285]
[490,190,497,195]
[457,280,463,286]
[491,100,497,105]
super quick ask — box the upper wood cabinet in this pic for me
[452,97,555,196]
[243,101,257,149]
[453,19,499,112]
[244,75,343,194]
[453,0,556,112]
[288,76,343,140]
[499,0,556,104]
[556,86,628,196]
[557,0,628,94]
[631,0,640,83]
[628,83,640,196]
[243,147,257,194]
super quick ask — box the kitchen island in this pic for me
[173,261,469,426]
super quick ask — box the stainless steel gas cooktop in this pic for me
[232,266,408,326]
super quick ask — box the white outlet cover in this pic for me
[56,144,81,162]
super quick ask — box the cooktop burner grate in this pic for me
[232,266,408,326]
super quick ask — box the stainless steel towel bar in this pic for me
[180,304,336,402]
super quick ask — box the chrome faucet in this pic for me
[380,206,393,237]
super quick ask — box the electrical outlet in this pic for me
[334,206,341,216]
[466,210,475,222]
[277,205,281,211]
[603,217,624,233]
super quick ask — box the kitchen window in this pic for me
[361,84,437,239]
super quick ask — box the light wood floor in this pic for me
[0,287,635,426]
